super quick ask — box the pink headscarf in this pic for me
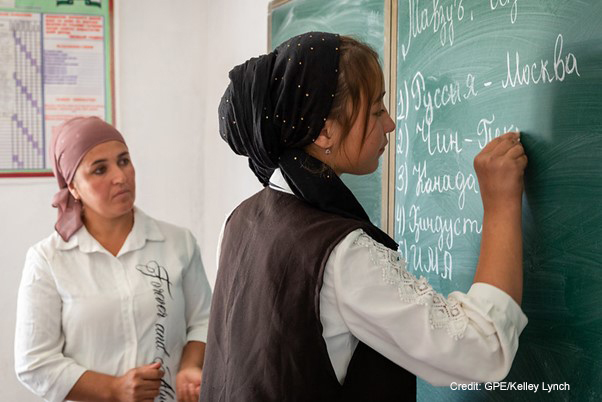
[50,117,126,241]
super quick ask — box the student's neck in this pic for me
[303,146,343,176]
[83,209,134,256]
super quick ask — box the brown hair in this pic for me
[328,36,384,147]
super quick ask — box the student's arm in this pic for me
[472,131,527,304]
[326,229,528,385]
[322,132,528,385]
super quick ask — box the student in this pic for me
[201,32,528,401]
[14,117,212,402]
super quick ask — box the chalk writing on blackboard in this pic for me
[396,3,583,282]
[489,0,519,24]
[502,34,580,89]
[400,0,466,61]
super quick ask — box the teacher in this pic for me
[15,117,211,402]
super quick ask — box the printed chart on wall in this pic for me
[0,0,113,177]
[394,0,602,401]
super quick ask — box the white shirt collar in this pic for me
[268,168,294,195]
[56,207,164,255]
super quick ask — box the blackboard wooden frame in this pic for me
[382,0,397,236]
[267,0,288,51]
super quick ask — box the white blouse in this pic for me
[218,169,528,386]
[15,208,212,402]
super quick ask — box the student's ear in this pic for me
[313,119,338,151]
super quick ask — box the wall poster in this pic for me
[0,0,113,177]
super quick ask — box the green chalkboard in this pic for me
[270,0,386,228]
[394,1,602,401]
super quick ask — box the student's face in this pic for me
[69,140,136,221]
[331,88,395,175]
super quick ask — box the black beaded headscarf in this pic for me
[219,32,397,249]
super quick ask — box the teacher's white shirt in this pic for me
[218,168,528,386]
[15,208,212,402]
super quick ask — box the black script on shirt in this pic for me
[153,357,176,402]
[138,260,175,400]
[136,260,174,299]
[137,261,174,320]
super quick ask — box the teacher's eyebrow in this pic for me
[90,152,129,166]
[90,158,107,166]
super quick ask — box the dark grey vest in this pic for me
[200,188,416,402]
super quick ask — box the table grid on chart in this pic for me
[1,16,44,171]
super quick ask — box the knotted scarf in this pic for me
[50,116,126,241]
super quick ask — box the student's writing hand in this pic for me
[110,362,164,402]
[176,366,202,402]
[474,131,527,212]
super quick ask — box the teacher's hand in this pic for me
[111,362,164,402]
[176,366,202,402]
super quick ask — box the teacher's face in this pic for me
[69,140,136,221]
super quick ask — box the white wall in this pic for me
[2,0,266,399]
[200,0,266,284]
